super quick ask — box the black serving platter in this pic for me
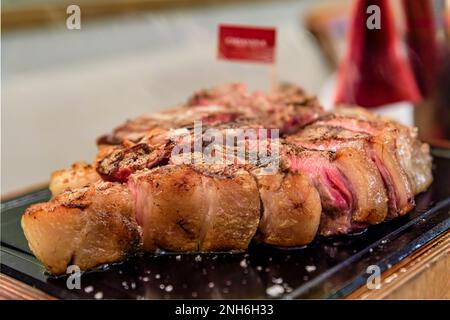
[1,148,449,299]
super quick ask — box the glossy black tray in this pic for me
[1,148,449,299]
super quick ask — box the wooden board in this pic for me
[347,230,450,299]
[0,274,55,300]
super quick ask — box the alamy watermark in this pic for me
[366,265,381,290]
[170,121,280,174]
[366,5,381,30]
[66,5,81,30]
[66,265,81,289]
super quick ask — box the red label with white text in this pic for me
[218,24,276,64]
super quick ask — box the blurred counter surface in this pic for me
[1,0,332,194]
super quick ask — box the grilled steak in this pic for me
[22,83,432,274]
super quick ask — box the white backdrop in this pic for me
[1,0,332,194]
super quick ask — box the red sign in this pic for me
[218,24,276,64]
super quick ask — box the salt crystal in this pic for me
[195,255,202,262]
[239,259,248,268]
[84,286,94,293]
[159,284,165,290]
[305,265,316,272]
[155,274,161,279]
[266,284,284,297]
[175,255,181,261]
[165,285,173,292]
[142,277,149,282]
[94,292,103,299]
[208,282,215,288]
[272,277,283,284]
[256,266,263,271]
[283,283,293,293]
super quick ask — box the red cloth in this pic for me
[335,0,421,108]
[403,0,439,97]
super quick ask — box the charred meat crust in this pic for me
[97,143,171,183]
[128,165,261,252]
[22,182,141,275]
[254,171,322,246]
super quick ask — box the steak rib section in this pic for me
[21,181,141,274]
[282,144,388,236]
[128,165,261,252]
[286,124,415,218]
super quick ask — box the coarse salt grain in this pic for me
[305,265,316,272]
[84,286,94,293]
[165,285,173,292]
[94,292,103,299]
[272,277,283,284]
[266,285,284,297]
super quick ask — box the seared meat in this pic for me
[21,83,433,274]
[128,165,261,252]
[287,124,414,218]
[97,105,250,147]
[281,144,387,236]
[97,143,171,183]
[49,161,101,197]
[255,171,322,246]
[262,83,326,133]
[320,108,432,194]
[98,83,324,148]
[21,181,141,274]
[333,148,388,224]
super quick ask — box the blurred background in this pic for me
[1,0,450,195]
